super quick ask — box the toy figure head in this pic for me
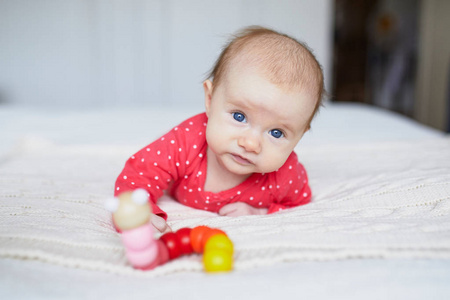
[105,189,151,230]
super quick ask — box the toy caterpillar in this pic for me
[105,189,233,272]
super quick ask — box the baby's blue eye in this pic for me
[233,112,246,123]
[270,129,284,138]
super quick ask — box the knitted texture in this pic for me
[1,137,449,277]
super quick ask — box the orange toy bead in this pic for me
[190,226,211,253]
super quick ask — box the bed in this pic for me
[1,102,449,299]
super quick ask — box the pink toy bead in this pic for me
[156,239,170,265]
[121,223,154,251]
[126,241,158,269]
[136,254,160,271]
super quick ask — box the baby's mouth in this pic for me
[231,153,253,165]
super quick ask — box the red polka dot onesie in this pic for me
[114,113,311,220]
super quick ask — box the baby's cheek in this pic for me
[206,124,232,148]
[261,148,291,172]
[205,127,219,150]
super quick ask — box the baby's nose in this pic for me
[238,131,261,154]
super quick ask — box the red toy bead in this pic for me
[160,232,182,260]
[175,228,193,255]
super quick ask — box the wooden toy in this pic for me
[106,190,234,272]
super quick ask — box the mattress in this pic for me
[0,102,449,299]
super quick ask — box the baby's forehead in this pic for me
[227,44,319,89]
[226,65,316,114]
[225,59,315,97]
[223,61,319,129]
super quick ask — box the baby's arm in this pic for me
[219,202,268,217]
[115,124,188,222]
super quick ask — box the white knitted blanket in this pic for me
[1,137,450,277]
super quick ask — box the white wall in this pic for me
[0,0,333,109]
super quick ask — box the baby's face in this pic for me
[204,65,315,176]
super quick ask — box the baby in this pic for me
[115,26,325,232]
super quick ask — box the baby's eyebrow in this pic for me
[279,122,295,133]
[227,95,249,109]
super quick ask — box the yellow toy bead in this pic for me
[203,248,233,272]
[204,234,234,255]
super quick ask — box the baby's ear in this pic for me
[203,80,214,116]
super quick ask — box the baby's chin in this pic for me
[249,161,284,174]
[228,165,278,176]
[222,164,255,177]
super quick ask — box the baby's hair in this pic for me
[206,26,325,128]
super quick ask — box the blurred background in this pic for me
[0,0,449,132]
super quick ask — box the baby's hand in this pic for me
[219,202,268,217]
[151,214,172,233]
